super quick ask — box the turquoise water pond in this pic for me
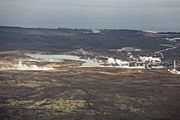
[26,54,83,61]
[25,54,101,67]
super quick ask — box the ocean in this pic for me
[0,0,180,32]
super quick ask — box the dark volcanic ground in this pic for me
[0,68,180,120]
[0,26,180,61]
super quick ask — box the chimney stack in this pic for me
[174,60,176,70]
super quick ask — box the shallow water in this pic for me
[26,54,82,61]
[25,54,101,67]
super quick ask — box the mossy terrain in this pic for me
[0,68,180,120]
[0,27,180,119]
[3,98,85,113]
